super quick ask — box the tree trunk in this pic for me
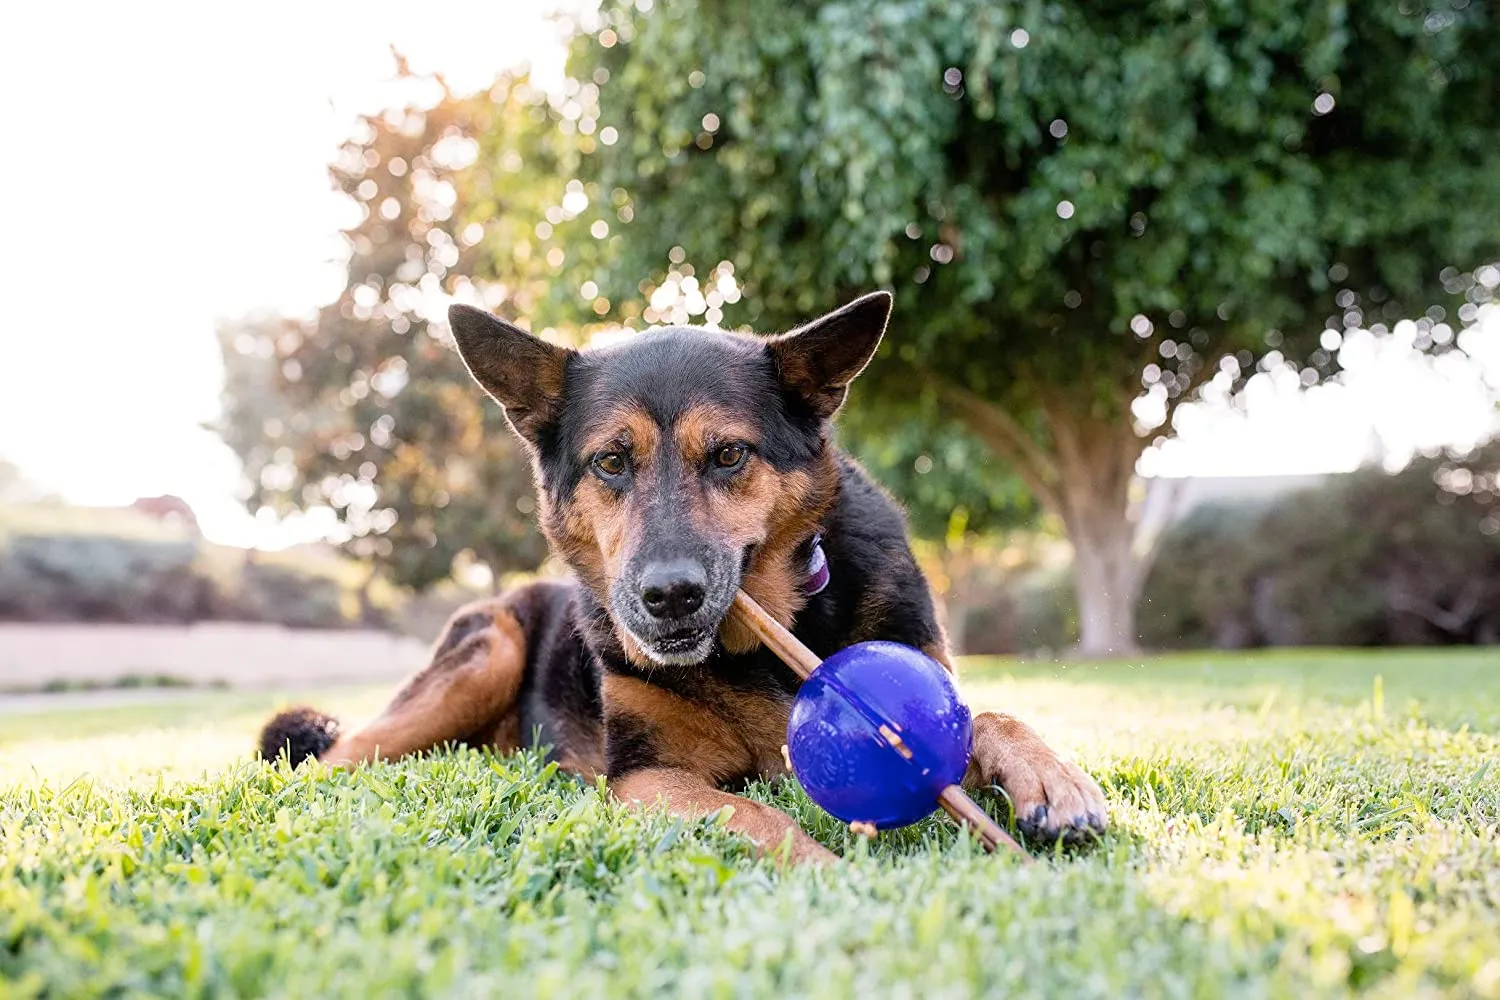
[1045,395,1149,657]
[1064,498,1144,657]
[474,546,508,595]
[356,564,381,627]
[942,381,1154,658]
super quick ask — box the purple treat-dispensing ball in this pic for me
[786,640,973,829]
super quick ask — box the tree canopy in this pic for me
[217,73,564,590]
[217,58,1026,594]
[471,0,1500,652]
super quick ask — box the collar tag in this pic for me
[804,533,829,596]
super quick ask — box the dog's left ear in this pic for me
[448,304,573,444]
[767,291,892,419]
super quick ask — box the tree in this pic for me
[836,407,1037,543]
[478,0,1500,653]
[217,66,572,590]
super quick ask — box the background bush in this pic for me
[1140,446,1500,650]
[0,534,214,624]
[0,514,393,630]
[929,445,1500,655]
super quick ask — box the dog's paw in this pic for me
[968,712,1107,845]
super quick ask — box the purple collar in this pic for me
[803,533,830,596]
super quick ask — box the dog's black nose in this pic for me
[639,560,707,619]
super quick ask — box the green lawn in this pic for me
[2,649,1497,998]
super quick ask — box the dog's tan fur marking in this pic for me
[715,687,796,778]
[321,603,528,767]
[922,640,955,672]
[578,401,660,464]
[674,403,762,464]
[560,478,636,581]
[604,674,751,782]
[611,767,835,865]
[547,401,667,665]
[717,450,840,653]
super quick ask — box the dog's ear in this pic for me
[767,291,892,419]
[449,304,573,442]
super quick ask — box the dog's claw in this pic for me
[1063,815,1104,845]
[1018,805,1052,840]
[970,715,1110,845]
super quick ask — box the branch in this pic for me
[1132,476,1188,554]
[934,379,1063,515]
[1128,475,1189,592]
[1386,578,1491,635]
[1035,381,1148,506]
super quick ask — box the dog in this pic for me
[260,291,1106,863]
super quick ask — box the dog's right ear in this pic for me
[448,304,573,442]
[767,291,892,419]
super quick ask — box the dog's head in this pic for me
[449,292,891,667]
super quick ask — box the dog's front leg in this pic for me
[604,675,835,864]
[964,712,1108,844]
[611,767,836,865]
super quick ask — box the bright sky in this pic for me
[0,1,569,546]
[0,2,1496,548]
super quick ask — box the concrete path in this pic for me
[0,687,211,716]
[0,622,429,691]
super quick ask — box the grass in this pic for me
[1,672,232,696]
[2,649,1498,998]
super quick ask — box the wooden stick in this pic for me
[936,785,1032,862]
[730,590,1032,862]
[731,591,820,680]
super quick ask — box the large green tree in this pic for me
[483,0,1500,653]
[218,69,569,589]
[217,56,1022,596]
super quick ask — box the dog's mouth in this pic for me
[610,610,720,667]
[653,625,711,653]
[628,623,717,667]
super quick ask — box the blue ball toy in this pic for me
[786,641,973,829]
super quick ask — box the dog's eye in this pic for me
[713,443,749,470]
[593,451,628,478]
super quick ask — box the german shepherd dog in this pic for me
[260,292,1106,863]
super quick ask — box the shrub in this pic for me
[1141,445,1500,648]
[921,538,1078,656]
[0,531,380,629]
[0,534,215,623]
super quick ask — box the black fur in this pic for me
[603,712,663,777]
[504,580,603,756]
[258,707,341,764]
